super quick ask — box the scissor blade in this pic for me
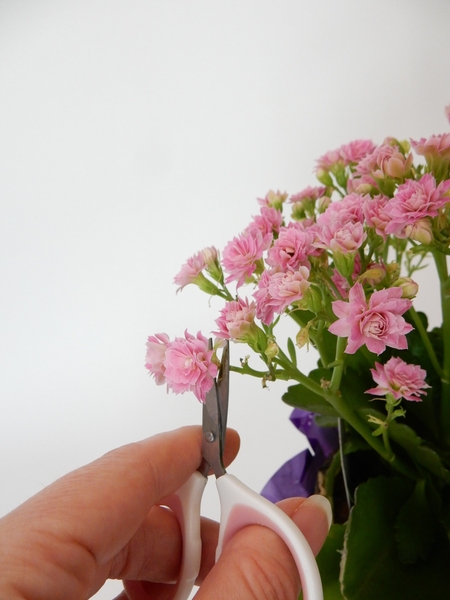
[200,379,226,478]
[217,340,230,447]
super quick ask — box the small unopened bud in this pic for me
[333,251,356,279]
[265,190,288,210]
[398,139,411,154]
[291,201,306,221]
[393,277,419,299]
[386,262,401,281]
[201,246,223,282]
[316,168,333,187]
[264,339,279,362]
[355,182,374,195]
[358,264,386,286]
[317,196,332,213]
[296,328,310,349]
[303,286,323,314]
[405,218,433,245]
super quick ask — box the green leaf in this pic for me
[341,476,450,600]
[395,480,437,563]
[287,336,297,367]
[388,421,450,482]
[300,524,346,600]
[357,407,450,482]
[282,369,339,417]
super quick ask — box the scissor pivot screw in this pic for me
[205,431,215,443]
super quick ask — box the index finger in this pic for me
[6,426,240,565]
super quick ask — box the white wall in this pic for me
[0,1,449,598]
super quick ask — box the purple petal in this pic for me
[261,439,329,502]
[290,408,339,457]
[261,409,339,502]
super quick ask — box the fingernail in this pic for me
[302,494,333,530]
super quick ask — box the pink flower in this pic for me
[366,357,429,402]
[411,134,450,180]
[356,143,413,180]
[222,229,272,288]
[245,206,283,237]
[385,174,450,236]
[346,173,377,195]
[363,194,391,239]
[411,133,450,162]
[317,193,365,227]
[289,186,327,203]
[266,225,315,270]
[253,270,277,325]
[339,139,376,165]
[215,297,257,341]
[329,283,413,355]
[253,267,310,324]
[267,267,311,315]
[145,333,170,385]
[316,148,342,171]
[315,140,376,177]
[163,331,217,402]
[174,251,206,291]
[445,104,450,125]
[315,220,366,255]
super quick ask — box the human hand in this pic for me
[0,426,331,600]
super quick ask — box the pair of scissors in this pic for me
[162,340,323,600]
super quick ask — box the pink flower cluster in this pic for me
[366,356,429,402]
[145,330,217,402]
[147,106,450,408]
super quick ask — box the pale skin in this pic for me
[0,426,331,600]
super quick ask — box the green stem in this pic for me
[434,251,450,443]
[382,402,395,460]
[323,390,414,477]
[329,336,346,394]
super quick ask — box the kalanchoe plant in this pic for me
[146,106,450,599]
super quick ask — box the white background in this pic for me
[0,1,449,598]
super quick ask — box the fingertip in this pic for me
[277,494,332,557]
[223,428,240,467]
[301,494,333,530]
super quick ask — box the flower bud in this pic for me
[302,286,323,314]
[354,182,374,195]
[296,327,310,349]
[317,196,332,213]
[333,250,356,279]
[385,262,401,281]
[265,338,279,362]
[201,246,223,282]
[393,277,419,299]
[265,190,288,210]
[291,201,306,221]
[405,218,433,245]
[358,264,386,286]
[316,168,334,187]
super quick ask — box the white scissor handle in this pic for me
[216,473,324,600]
[161,471,207,600]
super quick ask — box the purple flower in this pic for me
[261,409,339,502]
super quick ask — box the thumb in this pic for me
[195,495,331,600]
